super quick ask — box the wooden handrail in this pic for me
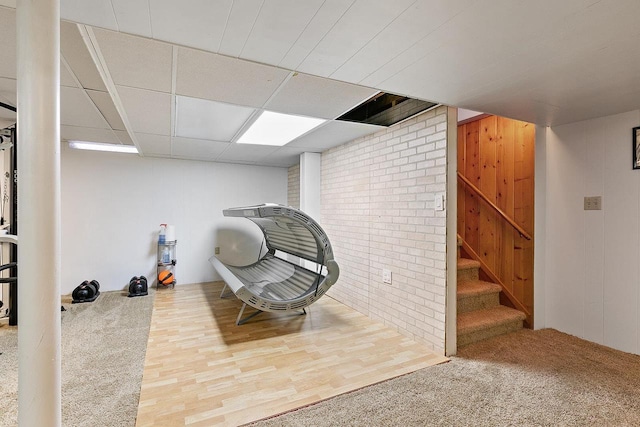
[457,172,532,241]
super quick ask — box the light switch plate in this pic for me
[435,193,445,211]
[584,196,602,210]
[382,268,392,284]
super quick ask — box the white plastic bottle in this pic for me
[159,224,166,244]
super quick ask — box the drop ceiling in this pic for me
[0,0,639,166]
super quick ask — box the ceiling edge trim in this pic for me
[77,24,143,156]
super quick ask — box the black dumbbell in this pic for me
[72,280,99,303]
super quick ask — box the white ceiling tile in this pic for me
[0,78,16,106]
[331,0,473,83]
[216,143,279,163]
[86,89,126,131]
[240,0,324,65]
[149,0,232,52]
[61,0,118,30]
[61,86,110,129]
[171,137,229,160]
[93,28,172,93]
[218,0,262,58]
[111,0,152,38]
[114,130,134,145]
[60,21,107,91]
[0,1,15,7]
[266,73,377,119]
[117,86,171,135]
[175,96,255,141]
[0,8,16,79]
[287,120,383,150]
[359,34,442,88]
[136,132,171,156]
[60,125,120,144]
[296,0,415,77]
[60,61,78,87]
[278,0,355,70]
[176,47,290,108]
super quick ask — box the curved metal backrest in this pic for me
[213,204,339,317]
[223,204,334,265]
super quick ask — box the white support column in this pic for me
[299,152,321,219]
[533,125,548,330]
[445,106,458,356]
[17,0,61,425]
[300,153,321,270]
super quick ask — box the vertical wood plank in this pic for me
[479,116,497,272]
[457,125,466,238]
[496,117,516,215]
[513,120,534,313]
[464,121,480,251]
[496,117,515,291]
[521,122,535,317]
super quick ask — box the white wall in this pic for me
[541,109,640,355]
[61,145,287,294]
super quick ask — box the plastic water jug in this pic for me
[159,224,166,244]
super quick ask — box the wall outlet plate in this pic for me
[584,196,602,210]
[382,268,392,284]
[215,247,220,254]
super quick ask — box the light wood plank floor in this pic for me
[136,282,448,426]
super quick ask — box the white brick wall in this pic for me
[287,164,300,209]
[321,107,448,353]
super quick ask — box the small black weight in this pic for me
[128,275,148,298]
[72,280,100,304]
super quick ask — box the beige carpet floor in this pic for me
[0,289,154,427]
[3,296,640,427]
[246,328,640,427]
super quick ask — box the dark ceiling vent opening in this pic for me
[337,92,437,127]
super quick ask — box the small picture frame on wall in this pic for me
[634,126,640,169]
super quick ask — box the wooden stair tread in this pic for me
[457,258,480,270]
[457,280,501,299]
[457,306,526,335]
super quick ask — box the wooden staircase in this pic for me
[457,237,526,347]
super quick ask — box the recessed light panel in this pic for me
[68,140,138,154]
[237,111,325,146]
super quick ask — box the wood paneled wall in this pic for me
[457,115,535,326]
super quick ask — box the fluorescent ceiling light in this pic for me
[68,140,138,154]
[237,111,325,146]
